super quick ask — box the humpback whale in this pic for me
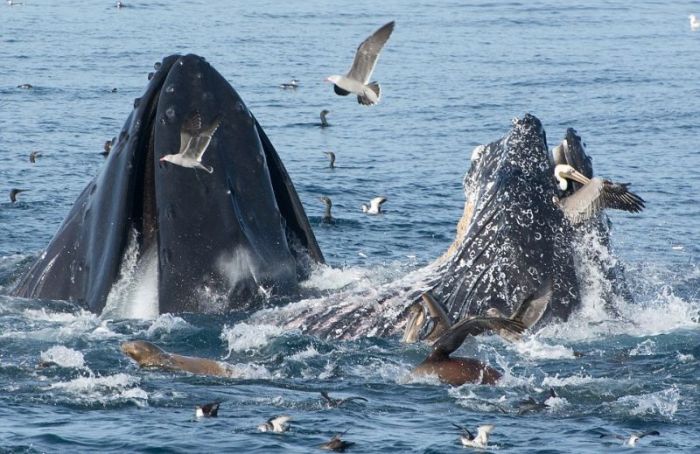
[11,54,323,315]
[251,114,641,340]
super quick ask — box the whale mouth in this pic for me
[12,54,324,315]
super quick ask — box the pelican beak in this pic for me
[567,169,590,185]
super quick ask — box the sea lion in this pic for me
[412,316,524,386]
[120,340,233,377]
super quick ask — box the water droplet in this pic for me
[165,107,176,120]
[133,97,141,108]
[165,84,175,93]
[147,72,154,80]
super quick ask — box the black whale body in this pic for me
[12,54,324,314]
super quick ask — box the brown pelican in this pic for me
[361,196,387,214]
[325,21,395,106]
[402,291,452,343]
[485,278,553,341]
[553,164,645,224]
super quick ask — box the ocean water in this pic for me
[1,0,699,452]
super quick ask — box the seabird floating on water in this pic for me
[453,423,494,448]
[326,21,395,106]
[258,415,291,433]
[195,402,220,418]
[517,388,557,414]
[320,196,334,224]
[553,164,645,224]
[690,15,700,31]
[29,151,41,163]
[160,111,221,174]
[320,109,330,127]
[10,188,26,203]
[279,79,298,89]
[320,391,368,408]
[100,139,112,157]
[362,196,387,214]
[323,151,336,169]
[17,83,32,89]
[321,432,355,452]
[600,430,660,447]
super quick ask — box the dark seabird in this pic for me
[195,401,220,418]
[321,432,355,452]
[600,430,660,447]
[320,196,334,224]
[17,83,32,89]
[325,21,395,106]
[7,1,24,5]
[279,78,298,89]
[413,316,525,385]
[320,109,330,127]
[361,196,386,214]
[553,164,645,224]
[100,139,112,157]
[323,151,336,169]
[160,111,221,174]
[29,151,41,163]
[10,188,26,203]
[111,87,118,93]
[517,388,557,414]
[320,391,368,408]
[257,415,291,433]
[452,423,494,448]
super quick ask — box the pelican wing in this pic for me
[559,177,645,223]
[430,317,525,359]
[511,278,553,328]
[346,21,395,83]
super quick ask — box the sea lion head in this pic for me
[121,340,167,367]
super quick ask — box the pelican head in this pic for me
[554,164,575,191]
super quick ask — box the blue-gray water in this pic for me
[1,0,699,452]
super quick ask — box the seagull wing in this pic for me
[181,115,222,162]
[637,430,660,439]
[452,423,474,440]
[346,21,395,84]
[430,317,525,359]
[559,178,645,223]
[510,278,553,328]
[370,196,387,211]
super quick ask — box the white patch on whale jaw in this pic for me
[102,229,159,320]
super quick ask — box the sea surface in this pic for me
[1,0,699,452]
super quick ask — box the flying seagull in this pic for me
[29,151,41,163]
[160,111,221,174]
[195,402,220,418]
[257,415,291,433]
[362,196,387,214]
[453,423,495,448]
[326,21,395,106]
[323,151,336,169]
[600,430,660,447]
[553,164,645,224]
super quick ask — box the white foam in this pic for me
[629,339,656,356]
[300,264,368,291]
[49,373,148,405]
[511,336,576,360]
[220,323,286,357]
[615,387,680,419]
[542,372,602,387]
[139,313,191,337]
[102,232,159,320]
[227,362,273,380]
[40,345,86,369]
[288,345,320,361]
[676,352,694,363]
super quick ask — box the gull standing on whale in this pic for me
[326,21,395,106]
[553,164,645,224]
[362,196,387,214]
[160,111,221,174]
